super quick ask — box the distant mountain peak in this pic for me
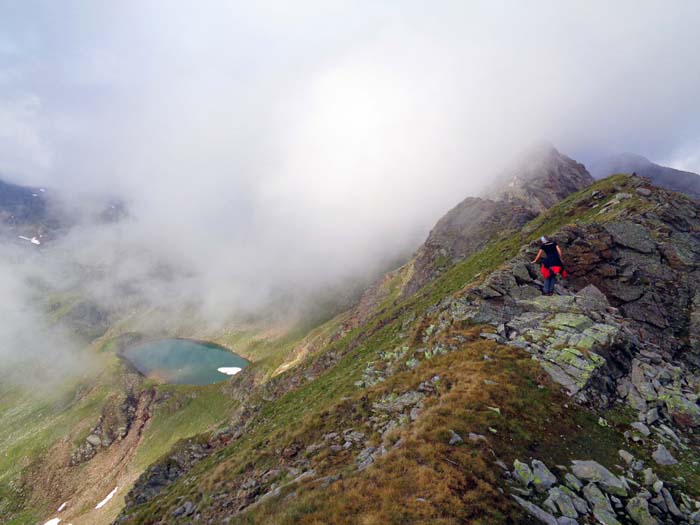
[589,153,700,200]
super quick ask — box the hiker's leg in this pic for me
[544,276,555,294]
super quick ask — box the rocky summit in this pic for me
[6,160,700,525]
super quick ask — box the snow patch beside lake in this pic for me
[218,366,242,375]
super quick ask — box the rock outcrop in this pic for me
[404,144,593,295]
[510,456,700,525]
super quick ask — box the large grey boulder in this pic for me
[583,483,612,512]
[652,444,677,466]
[593,506,623,525]
[548,487,578,518]
[532,460,558,492]
[571,461,628,497]
[514,459,534,486]
[626,496,659,525]
[513,495,558,525]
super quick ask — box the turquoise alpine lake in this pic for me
[121,338,248,385]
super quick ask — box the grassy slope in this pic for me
[7,175,698,524]
[1,292,334,524]
[120,174,700,524]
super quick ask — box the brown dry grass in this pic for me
[235,339,546,525]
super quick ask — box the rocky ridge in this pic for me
[113,175,700,524]
[404,144,593,296]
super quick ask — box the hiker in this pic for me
[532,236,566,295]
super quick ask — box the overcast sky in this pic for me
[1,1,700,316]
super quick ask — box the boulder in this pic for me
[631,422,651,437]
[532,460,558,492]
[626,496,659,525]
[592,506,623,525]
[652,444,677,466]
[86,434,102,447]
[583,483,612,512]
[512,495,558,525]
[661,488,682,518]
[571,461,628,497]
[560,486,589,515]
[642,469,658,487]
[548,487,578,518]
[514,459,534,486]
[575,284,610,312]
[618,450,634,465]
[564,473,583,492]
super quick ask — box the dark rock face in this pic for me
[423,178,700,432]
[560,191,700,356]
[70,387,151,466]
[589,152,700,200]
[404,145,593,296]
[403,198,537,296]
[487,143,595,213]
[122,443,211,509]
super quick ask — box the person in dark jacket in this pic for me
[532,236,566,295]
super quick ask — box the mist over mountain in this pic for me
[1,3,700,525]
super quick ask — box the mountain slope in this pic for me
[403,144,593,296]
[113,174,700,525]
[0,178,48,224]
[590,153,700,200]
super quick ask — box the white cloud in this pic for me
[0,94,52,181]
[0,1,699,376]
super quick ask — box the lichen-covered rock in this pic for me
[512,495,558,525]
[583,482,612,512]
[651,444,677,466]
[660,391,700,427]
[532,460,558,492]
[560,486,589,515]
[564,473,583,492]
[571,461,627,497]
[626,496,659,525]
[548,487,578,518]
[592,506,623,525]
[514,459,534,487]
